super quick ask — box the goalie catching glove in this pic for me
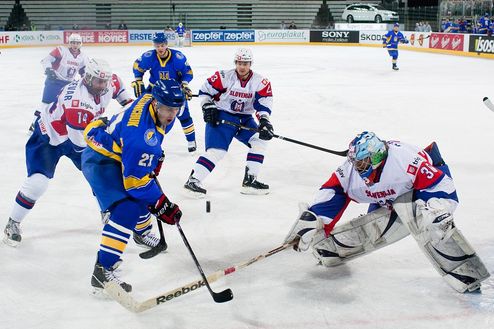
[148,194,182,225]
[202,102,219,126]
[181,81,193,101]
[131,79,145,98]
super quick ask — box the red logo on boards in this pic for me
[72,100,79,107]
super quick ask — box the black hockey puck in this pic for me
[206,200,211,213]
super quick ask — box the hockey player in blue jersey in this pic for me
[83,79,185,293]
[383,23,409,71]
[131,32,196,152]
[176,22,186,47]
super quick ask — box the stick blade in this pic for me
[104,281,141,313]
[139,241,167,259]
[212,288,234,303]
[483,97,494,112]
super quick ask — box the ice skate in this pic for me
[188,141,197,153]
[241,167,269,195]
[392,64,399,71]
[184,173,207,198]
[91,260,132,295]
[3,218,22,247]
[133,230,166,251]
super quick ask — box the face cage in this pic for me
[353,157,372,177]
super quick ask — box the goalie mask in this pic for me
[348,131,388,180]
[83,58,112,96]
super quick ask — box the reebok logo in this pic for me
[156,280,206,304]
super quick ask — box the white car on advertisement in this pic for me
[342,3,399,23]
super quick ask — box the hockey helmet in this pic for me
[234,47,253,64]
[153,32,168,44]
[152,79,185,108]
[178,22,183,27]
[84,58,112,95]
[68,33,82,49]
[347,131,388,179]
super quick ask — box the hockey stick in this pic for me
[153,176,233,303]
[139,174,168,259]
[483,97,494,112]
[220,119,348,157]
[176,221,234,303]
[104,241,296,313]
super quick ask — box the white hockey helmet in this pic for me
[68,33,82,48]
[234,47,253,64]
[178,22,183,27]
[84,58,112,95]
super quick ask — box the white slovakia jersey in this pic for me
[41,46,88,82]
[38,74,132,149]
[199,69,273,117]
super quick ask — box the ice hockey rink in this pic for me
[1,43,493,329]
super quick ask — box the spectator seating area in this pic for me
[3,0,389,31]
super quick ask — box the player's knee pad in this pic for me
[109,199,148,230]
[312,207,410,267]
[20,173,50,201]
[248,135,268,155]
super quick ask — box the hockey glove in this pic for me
[154,151,165,177]
[202,102,219,126]
[148,194,182,225]
[258,116,274,140]
[181,81,193,101]
[131,79,145,98]
[45,68,57,80]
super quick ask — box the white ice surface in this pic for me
[0,44,493,329]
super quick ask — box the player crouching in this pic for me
[284,132,489,293]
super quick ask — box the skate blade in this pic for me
[3,236,20,247]
[183,187,207,199]
[240,187,270,195]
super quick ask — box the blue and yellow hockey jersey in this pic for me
[382,31,407,50]
[132,48,193,87]
[84,93,172,204]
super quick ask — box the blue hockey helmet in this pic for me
[393,22,400,27]
[152,79,185,108]
[153,32,168,44]
[347,131,388,179]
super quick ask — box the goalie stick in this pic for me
[220,119,348,157]
[104,241,296,313]
[483,97,494,112]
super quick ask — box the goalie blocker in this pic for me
[287,192,489,293]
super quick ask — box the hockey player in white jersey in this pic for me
[29,33,88,133]
[285,131,489,293]
[3,59,133,247]
[184,48,274,197]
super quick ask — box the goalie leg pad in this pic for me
[393,194,490,293]
[312,208,410,267]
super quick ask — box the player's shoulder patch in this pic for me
[143,50,153,58]
[175,52,184,60]
[144,128,158,146]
